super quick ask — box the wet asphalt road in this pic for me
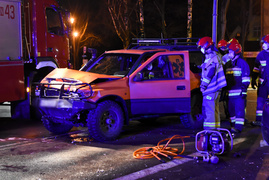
[0,89,268,180]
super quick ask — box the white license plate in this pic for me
[40,99,57,107]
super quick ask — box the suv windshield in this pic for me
[86,53,141,77]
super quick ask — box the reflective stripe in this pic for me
[256,110,263,117]
[260,60,266,66]
[235,118,245,125]
[202,78,210,84]
[253,67,259,73]
[226,67,242,71]
[230,116,236,123]
[204,75,227,95]
[204,122,220,128]
[233,70,242,76]
[226,67,242,76]
[228,89,242,96]
[206,96,212,100]
[229,93,241,96]
[228,89,242,93]
[242,77,250,83]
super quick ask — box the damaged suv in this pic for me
[33,42,203,141]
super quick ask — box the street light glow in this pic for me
[73,31,79,37]
[70,17,75,24]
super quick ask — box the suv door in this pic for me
[129,51,191,115]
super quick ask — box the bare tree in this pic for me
[219,0,230,40]
[187,0,192,41]
[107,0,138,48]
[238,0,260,50]
[139,0,145,38]
[153,0,167,38]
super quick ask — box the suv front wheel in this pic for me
[87,100,124,141]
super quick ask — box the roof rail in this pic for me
[131,38,200,46]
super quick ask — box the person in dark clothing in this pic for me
[251,34,269,127]
[224,40,250,133]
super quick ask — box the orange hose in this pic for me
[133,135,190,160]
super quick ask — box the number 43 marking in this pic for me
[4,5,15,19]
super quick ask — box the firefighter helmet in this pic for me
[261,34,269,43]
[197,36,214,49]
[217,39,227,49]
[227,41,242,54]
[227,38,239,46]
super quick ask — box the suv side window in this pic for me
[140,55,170,80]
[138,54,185,80]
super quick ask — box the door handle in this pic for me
[177,86,185,90]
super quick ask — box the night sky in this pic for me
[57,0,259,54]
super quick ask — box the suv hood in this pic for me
[41,68,121,84]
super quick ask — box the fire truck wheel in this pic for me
[42,116,73,134]
[87,100,124,141]
[180,90,203,129]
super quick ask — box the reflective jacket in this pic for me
[200,54,227,96]
[252,50,269,85]
[225,56,250,97]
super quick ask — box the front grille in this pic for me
[36,82,93,100]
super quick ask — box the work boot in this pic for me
[231,127,241,134]
[230,127,241,138]
[250,121,261,127]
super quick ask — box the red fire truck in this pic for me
[0,0,70,119]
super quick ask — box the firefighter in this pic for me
[225,40,250,133]
[197,37,227,130]
[217,39,230,64]
[251,34,269,126]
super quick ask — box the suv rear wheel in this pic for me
[87,100,124,141]
[180,89,203,129]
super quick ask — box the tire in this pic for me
[42,116,73,134]
[180,90,203,129]
[87,100,124,141]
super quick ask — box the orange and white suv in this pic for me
[33,47,203,141]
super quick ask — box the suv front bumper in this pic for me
[32,97,96,119]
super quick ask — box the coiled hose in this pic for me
[133,135,190,163]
